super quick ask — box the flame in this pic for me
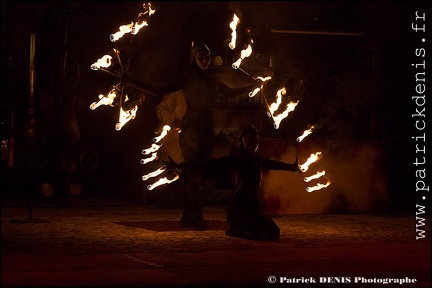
[297,125,317,142]
[116,104,138,131]
[147,174,180,190]
[142,143,161,155]
[272,100,299,129]
[90,90,117,110]
[306,180,332,192]
[232,42,253,69]
[142,167,166,181]
[153,125,171,143]
[268,87,286,115]
[299,152,322,172]
[228,14,240,50]
[303,170,325,182]
[140,152,158,164]
[91,55,113,70]
[109,3,155,42]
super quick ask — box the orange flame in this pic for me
[140,152,158,164]
[299,152,322,172]
[142,167,166,181]
[297,125,317,142]
[153,125,171,143]
[303,170,325,182]
[232,42,253,69]
[142,143,161,155]
[228,14,240,50]
[91,55,113,70]
[306,180,332,192]
[147,174,180,190]
[116,104,137,131]
[272,101,299,129]
[90,90,117,110]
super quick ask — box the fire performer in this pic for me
[167,124,300,241]
[146,42,260,230]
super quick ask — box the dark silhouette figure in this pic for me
[173,124,299,241]
[155,42,259,230]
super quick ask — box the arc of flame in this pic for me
[268,87,286,115]
[153,125,171,143]
[272,101,299,129]
[232,42,253,69]
[140,152,158,164]
[90,90,117,110]
[147,174,180,190]
[306,181,332,192]
[142,167,166,181]
[142,143,161,155]
[116,104,137,131]
[91,55,113,70]
[228,14,240,50]
[297,125,317,142]
[299,152,322,173]
[303,170,325,183]
[110,21,149,42]
[109,3,155,42]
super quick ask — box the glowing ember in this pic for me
[147,174,180,190]
[91,55,113,70]
[228,14,240,50]
[303,170,325,182]
[306,180,332,192]
[299,152,322,172]
[142,167,166,181]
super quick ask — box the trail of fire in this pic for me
[297,125,317,142]
[147,175,180,190]
[271,100,299,129]
[116,104,137,131]
[89,3,157,131]
[142,143,161,155]
[90,88,117,110]
[228,13,240,50]
[303,170,325,182]
[153,125,171,143]
[110,3,155,42]
[299,152,322,173]
[306,181,331,192]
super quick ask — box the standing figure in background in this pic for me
[157,42,259,230]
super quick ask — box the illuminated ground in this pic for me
[1,198,430,287]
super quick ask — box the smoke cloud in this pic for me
[260,139,388,214]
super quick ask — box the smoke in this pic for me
[260,140,388,214]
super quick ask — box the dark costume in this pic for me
[156,43,257,230]
[178,124,299,241]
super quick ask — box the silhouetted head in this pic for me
[190,42,211,70]
[239,124,259,154]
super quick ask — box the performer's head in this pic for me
[190,42,211,70]
[240,124,259,154]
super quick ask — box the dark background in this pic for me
[1,1,430,211]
